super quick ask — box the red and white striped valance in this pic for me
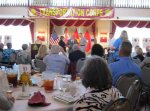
[112,20,150,34]
[0,19,34,42]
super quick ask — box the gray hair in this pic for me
[120,30,128,41]
[50,45,60,54]
[22,44,28,50]
[136,47,143,55]
[81,56,112,90]
[72,44,80,51]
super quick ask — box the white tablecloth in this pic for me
[10,86,73,111]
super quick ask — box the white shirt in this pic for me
[108,38,116,47]
[80,37,86,46]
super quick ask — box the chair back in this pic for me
[34,59,46,73]
[132,58,141,65]
[76,58,85,73]
[126,80,141,111]
[142,66,150,86]
[115,73,139,96]
[144,63,150,68]
[102,97,131,111]
[0,52,3,62]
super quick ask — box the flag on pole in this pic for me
[74,28,80,43]
[64,28,69,44]
[50,30,59,45]
[84,31,91,52]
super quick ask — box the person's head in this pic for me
[60,36,64,40]
[79,33,83,38]
[7,43,12,49]
[37,45,47,57]
[50,45,60,54]
[22,44,28,50]
[146,46,150,52]
[0,43,4,49]
[91,44,104,57]
[145,46,150,57]
[72,44,80,51]
[134,45,140,51]
[81,56,112,90]
[109,32,114,39]
[120,30,128,41]
[70,35,75,40]
[119,41,132,57]
[136,47,143,55]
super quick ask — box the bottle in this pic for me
[22,83,30,96]
[19,66,32,85]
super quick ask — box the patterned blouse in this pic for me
[73,87,121,111]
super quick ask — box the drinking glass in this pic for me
[61,80,69,93]
[7,69,18,88]
[43,80,54,92]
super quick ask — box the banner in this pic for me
[29,7,114,18]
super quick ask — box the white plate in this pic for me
[53,93,78,104]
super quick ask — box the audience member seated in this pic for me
[109,41,142,85]
[133,47,144,62]
[43,45,70,74]
[0,43,4,53]
[0,43,4,62]
[69,44,85,63]
[91,44,104,57]
[74,56,121,111]
[140,48,150,68]
[16,44,31,64]
[2,43,16,63]
[131,45,140,57]
[0,92,15,110]
[35,45,48,60]
[145,45,150,57]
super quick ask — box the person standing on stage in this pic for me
[79,33,87,52]
[58,36,66,52]
[67,35,78,53]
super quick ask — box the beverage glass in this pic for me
[61,80,69,93]
[43,80,54,92]
[7,73,18,88]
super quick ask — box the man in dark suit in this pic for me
[58,36,66,52]
[67,35,78,53]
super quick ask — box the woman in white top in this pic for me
[74,56,121,111]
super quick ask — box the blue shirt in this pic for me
[2,49,16,62]
[43,54,70,74]
[113,38,122,60]
[109,57,142,85]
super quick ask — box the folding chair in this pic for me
[115,73,140,97]
[102,97,131,111]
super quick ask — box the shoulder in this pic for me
[109,61,119,68]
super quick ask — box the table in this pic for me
[10,86,73,111]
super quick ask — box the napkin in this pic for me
[53,92,79,104]
[28,91,50,107]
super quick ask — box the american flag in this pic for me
[50,30,59,45]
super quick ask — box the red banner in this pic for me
[29,7,114,18]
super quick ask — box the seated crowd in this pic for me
[0,37,149,110]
